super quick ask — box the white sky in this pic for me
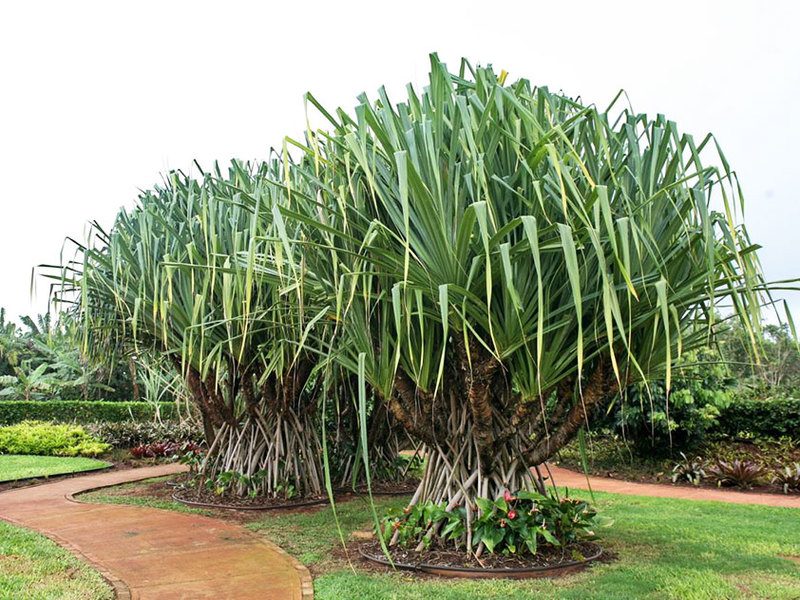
[1,0,798,324]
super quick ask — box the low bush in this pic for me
[0,421,110,457]
[0,401,179,425]
[772,463,800,494]
[671,453,706,485]
[85,420,203,448]
[714,397,800,439]
[129,440,202,459]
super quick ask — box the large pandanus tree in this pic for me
[286,55,777,548]
[53,161,328,498]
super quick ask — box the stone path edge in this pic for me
[0,461,114,487]
[547,464,800,509]
[0,508,132,600]
[1,465,315,600]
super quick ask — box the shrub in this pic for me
[707,459,766,489]
[0,401,179,425]
[129,440,202,459]
[772,463,800,494]
[714,398,800,439]
[671,453,706,485]
[609,348,733,457]
[0,421,110,457]
[85,420,203,448]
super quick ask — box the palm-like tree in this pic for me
[286,54,776,548]
[53,161,328,498]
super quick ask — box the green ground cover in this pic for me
[0,520,112,600]
[0,455,110,482]
[82,479,800,599]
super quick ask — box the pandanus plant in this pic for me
[52,160,329,498]
[283,54,779,551]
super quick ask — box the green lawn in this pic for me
[0,455,111,483]
[82,480,800,599]
[0,520,113,600]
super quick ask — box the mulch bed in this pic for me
[358,539,603,578]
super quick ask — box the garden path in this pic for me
[548,464,800,508]
[0,463,312,600]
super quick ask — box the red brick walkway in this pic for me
[0,463,312,599]
[548,464,800,508]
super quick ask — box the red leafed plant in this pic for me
[707,459,766,489]
[130,440,203,459]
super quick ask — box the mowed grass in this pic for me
[82,479,800,599]
[0,455,110,482]
[0,520,112,600]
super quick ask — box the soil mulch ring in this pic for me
[358,540,603,579]
[172,486,329,511]
[169,474,417,510]
[333,479,419,497]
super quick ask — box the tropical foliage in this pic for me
[51,54,787,556]
[51,162,333,497]
[381,489,599,555]
[720,321,800,395]
[0,421,109,457]
[0,309,131,401]
[283,55,775,550]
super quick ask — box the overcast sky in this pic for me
[1,0,798,324]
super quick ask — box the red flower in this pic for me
[503,489,516,502]
[508,510,517,520]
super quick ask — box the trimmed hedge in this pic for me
[0,401,178,425]
[716,398,800,439]
[0,421,110,457]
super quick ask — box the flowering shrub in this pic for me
[380,489,602,555]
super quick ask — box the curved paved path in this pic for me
[548,464,800,508]
[0,464,312,600]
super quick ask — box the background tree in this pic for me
[53,161,329,498]
[0,309,128,401]
[719,321,800,396]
